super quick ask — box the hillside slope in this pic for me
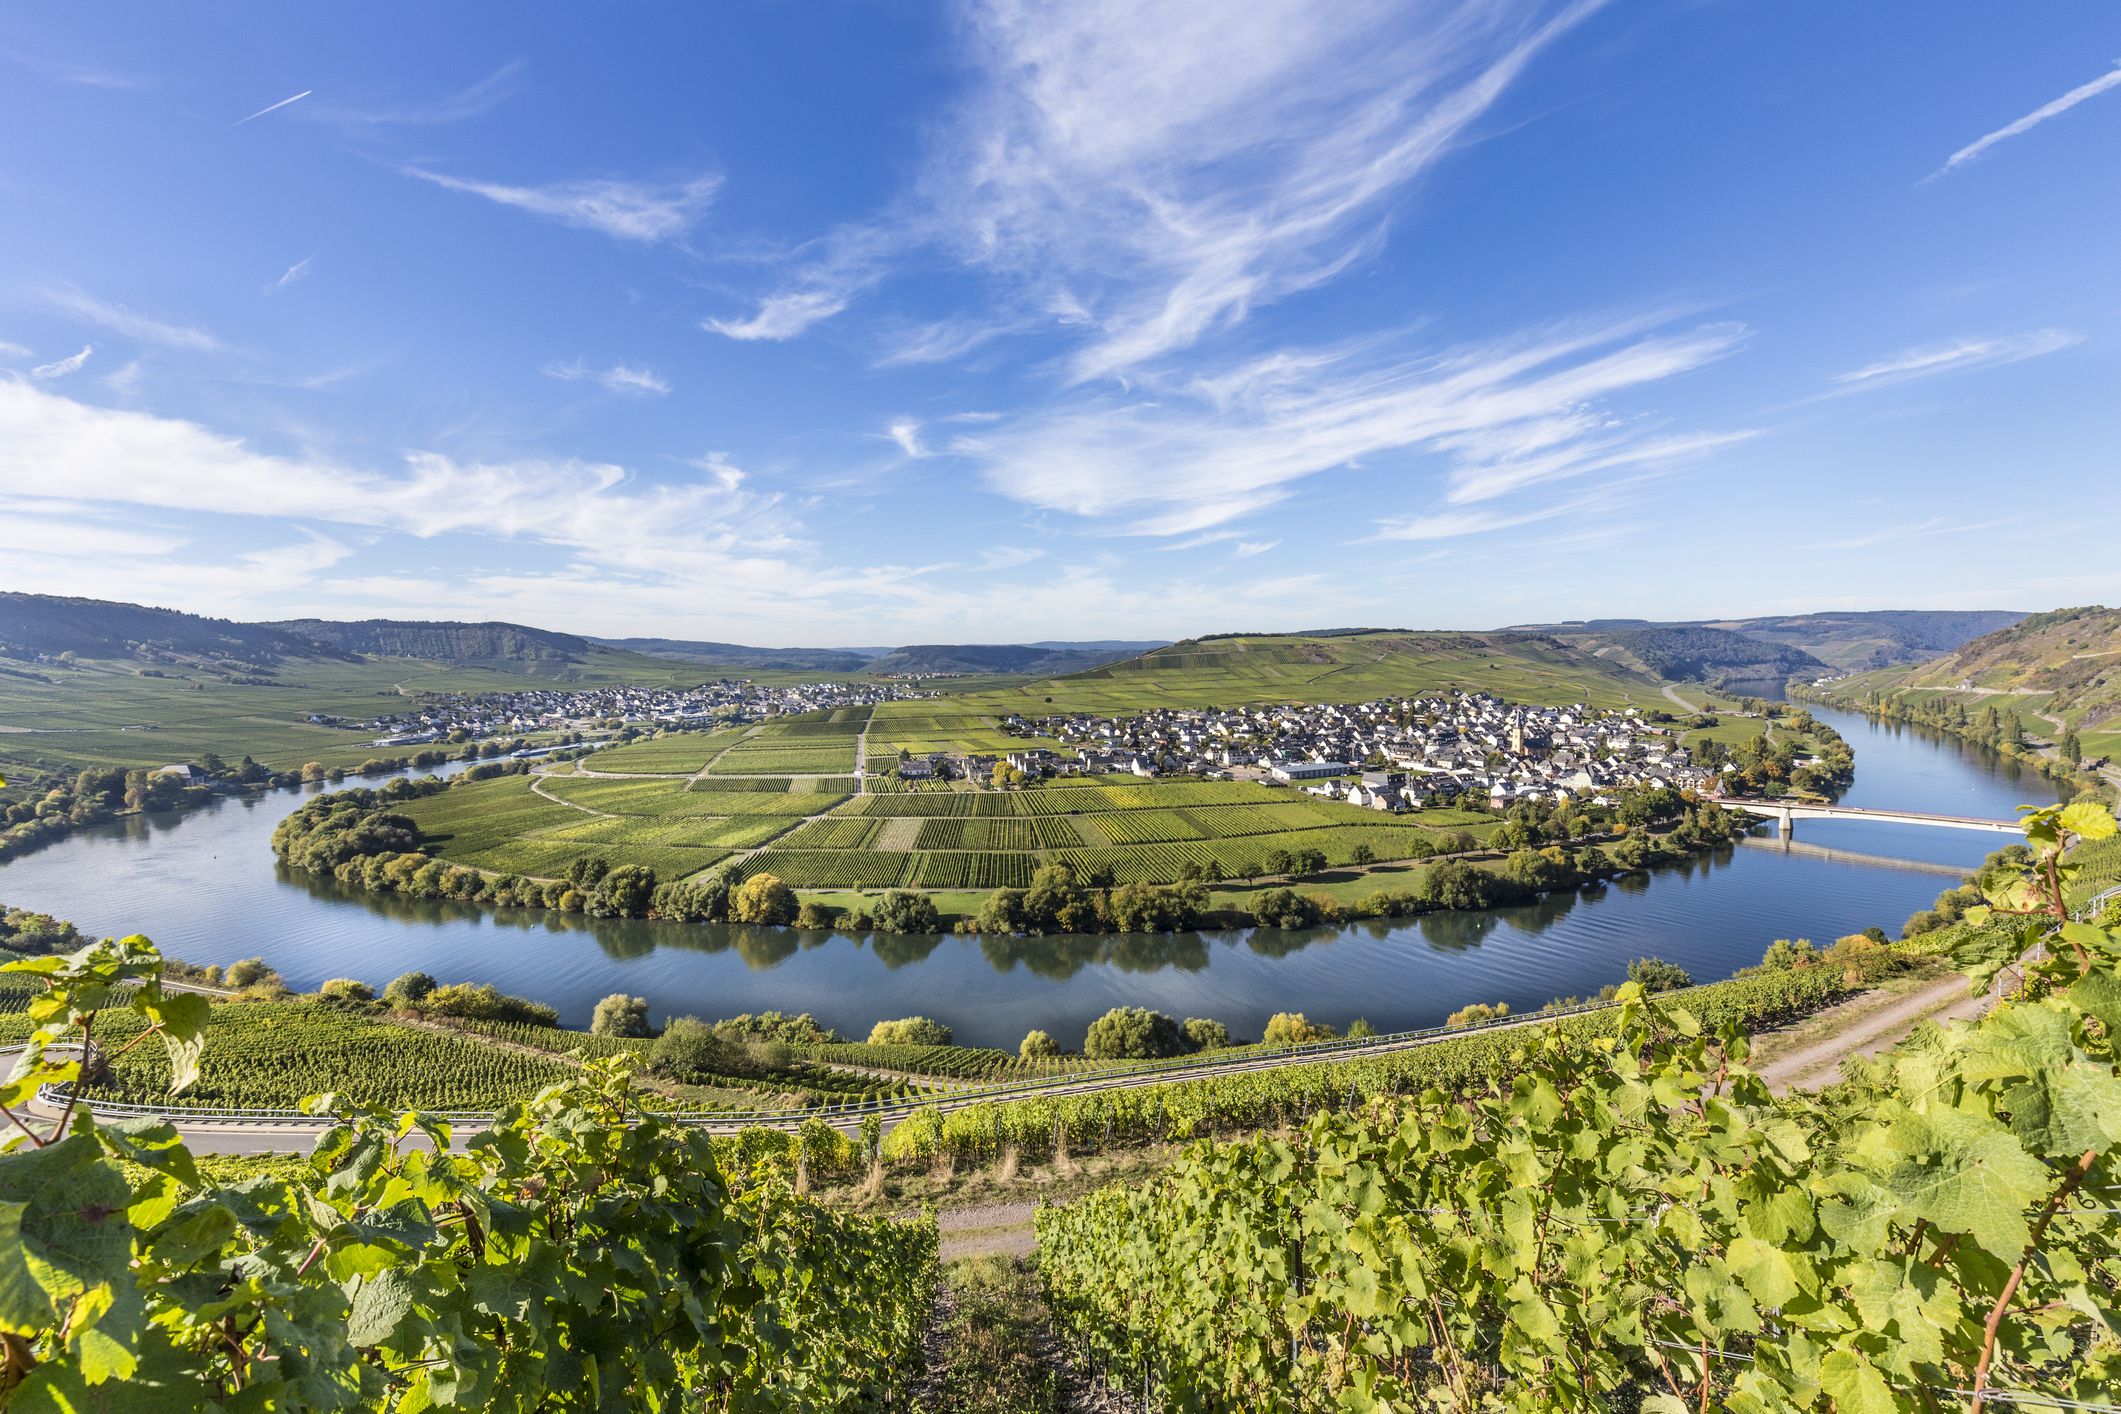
[269,618,590,664]
[981,631,1670,712]
[1826,605,2121,768]
[594,638,873,673]
[1509,609,2024,676]
[0,593,346,666]
[1527,624,1825,686]
[864,643,1160,677]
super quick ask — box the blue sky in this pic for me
[1,3,2116,645]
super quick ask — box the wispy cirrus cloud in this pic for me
[703,289,852,342]
[951,313,1748,538]
[0,46,144,90]
[264,254,316,296]
[404,167,721,243]
[883,418,927,458]
[1829,329,2078,390]
[31,344,93,379]
[217,89,311,134]
[1930,61,2121,180]
[0,340,30,360]
[1806,515,2029,552]
[44,284,223,352]
[711,0,1606,378]
[311,60,524,126]
[541,359,670,396]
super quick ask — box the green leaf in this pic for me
[1862,1101,2050,1258]
[1819,1348,1899,1414]
[0,1197,51,1331]
[2060,800,2117,841]
[346,1267,416,1347]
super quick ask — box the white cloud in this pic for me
[0,381,797,587]
[404,167,721,243]
[1932,62,2121,179]
[1233,540,1278,558]
[1806,515,2029,552]
[265,255,316,295]
[703,289,850,341]
[312,60,524,126]
[952,314,1747,537]
[541,359,671,396]
[45,285,223,352]
[722,0,1605,375]
[31,344,93,379]
[0,341,29,359]
[1830,329,2079,390]
[219,89,311,133]
[884,418,927,457]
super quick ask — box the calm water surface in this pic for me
[0,702,2063,1047]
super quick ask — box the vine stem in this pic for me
[1969,1146,2099,1411]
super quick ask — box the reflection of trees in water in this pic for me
[975,931,1216,979]
[1244,926,1331,960]
[869,931,946,969]
[1412,908,1502,953]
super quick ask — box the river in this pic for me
[0,702,2063,1049]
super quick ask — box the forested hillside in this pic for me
[1822,605,2121,772]
[0,592,344,666]
[1510,609,2025,675]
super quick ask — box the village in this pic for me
[969,693,1724,811]
[348,678,929,749]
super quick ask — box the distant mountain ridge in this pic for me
[0,592,1162,680]
[0,593,349,665]
[1507,609,2026,679]
[594,638,874,673]
[270,618,591,664]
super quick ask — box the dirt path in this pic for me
[530,771,616,817]
[1751,970,1989,1093]
[938,1200,1039,1261]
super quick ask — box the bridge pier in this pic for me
[1778,810,1793,839]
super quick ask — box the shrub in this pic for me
[870,891,941,934]
[382,970,437,1007]
[1084,1007,1189,1060]
[649,1016,747,1083]
[794,900,838,929]
[868,1016,952,1046]
[591,993,651,1038]
[1181,1017,1231,1051]
[422,982,560,1027]
[731,873,799,925]
[224,957,273,988]
[316,978,374,1003]
[1626,956,1694,994]
[588,864,659,918]
[1019,1029,1061,1061]
[1261,1012,1338,1046]
[1445,1001,1510,1028]
[1759,938,1819,971]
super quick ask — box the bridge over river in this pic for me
[1714,798,2021,839]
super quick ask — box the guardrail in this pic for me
[23,993,1626,1132]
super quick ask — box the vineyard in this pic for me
[1025,801,2121,1410]
[75,1000,582,1110]
[2,938,941,1408]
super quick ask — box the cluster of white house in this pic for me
[1006,692,1719,810]
[359,679,928,749]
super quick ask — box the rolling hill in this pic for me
[0,593,348,666]
[975,630,1672,713]
[269,618,595,666]
[862,642,1162,677]
[1830,606,2121,754]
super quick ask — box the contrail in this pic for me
[218,89,312,133]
